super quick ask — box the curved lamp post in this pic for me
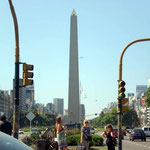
[118,38,150,150]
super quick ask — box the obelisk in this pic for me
[68,9,80,124]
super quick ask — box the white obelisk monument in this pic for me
[68,9,80,124]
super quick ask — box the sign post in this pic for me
[26,112,35,133]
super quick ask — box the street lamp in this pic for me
[8,0,20,139]
[118,38,150,150]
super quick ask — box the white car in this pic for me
[19,129,24,134]
[142,126,150,137]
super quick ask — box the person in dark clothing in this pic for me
[102,124,115,150]
[0,115,12,136]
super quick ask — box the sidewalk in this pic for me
[68,146,107,150]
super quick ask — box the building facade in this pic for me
[53,98,64,116]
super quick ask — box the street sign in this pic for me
[122,106,128,113]
[122,98,128,105]
[26,112,35,121]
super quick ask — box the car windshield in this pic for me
[144,128,148,131]
[133,129,144,133]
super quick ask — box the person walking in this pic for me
[55,116,67,150]
[102,124,115,150]
[0,115,12,136]
[80,120,92,150]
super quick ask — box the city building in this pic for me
[136,85,147,97]
[68,9,80,124]
[0,90,11,119]
[53,98,64,116]
[13,79,27,113]
[26,85,34,111]
[80,104,85,122]
[46,103,55,114]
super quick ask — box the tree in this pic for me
[122,109,140,127]
[146,87,150,107]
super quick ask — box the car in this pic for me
[112,128,124,139]
[142,126,150,137]
[90,127,95,134]
[0,131,32,150]
[19,129,24,134]
[129,129,146,141]
[123,130,126,136]
[31,128,41,135]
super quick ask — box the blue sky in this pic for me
[1,0,150,118]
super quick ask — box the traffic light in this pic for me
[118,80,126,98]
[34,109,38,115]
[23,63,34,86]
[118,80,129,113]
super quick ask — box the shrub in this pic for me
[66,134,103,147]
[22,136,34,146]
[92,135,103,146]
[66,134,81,146]
[66,129,80,136]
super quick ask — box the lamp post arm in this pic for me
[119,38,150,81]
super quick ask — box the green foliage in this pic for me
[91,107,139,128]
[22,136,34,146]
[66,134,81,146]
[92,135,103,146]
[20,112,56,128]
[122,109,140,127]
[146,87,150,107]
[66,129,80,136]
[66,134,103,147]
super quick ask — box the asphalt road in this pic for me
[122,134,150,150]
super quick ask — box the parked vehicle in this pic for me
[31,128,41,135]
[0,132,32,150]
[129,129,146,141]
[123,130,126,136]
[142,126,150,137]
[112,128,124,139]
[19,129,24,134]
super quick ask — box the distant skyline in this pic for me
[0,0,150,118]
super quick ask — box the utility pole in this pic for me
[118,38,150,150]
[8,0,20,139]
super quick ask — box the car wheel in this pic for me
[132,138,134,141]
[141,139,143,141]
[129,138,131,141]
[144,138,146,141]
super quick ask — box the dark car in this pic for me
[0,131,32,150]
[129,129,146,141]
[123,130,126,136]
[112,128,124,139]
[31,128,41,135]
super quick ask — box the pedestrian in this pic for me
[0,115,12,136]
[102,124,115,150]
[80,120,92,150]
[55,116,67,150]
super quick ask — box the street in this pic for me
[122,134,150,150]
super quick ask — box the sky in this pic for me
[1,0,150,119]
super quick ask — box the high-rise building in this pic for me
[26,85,34,110]
[13,79,27,112]
[68,9,80,124]
[53,98,64,116]
[80,104,85,122]
[46,103,55,114]
[0,90,11,119]
[127,93,134,98]
[136,85,147,97]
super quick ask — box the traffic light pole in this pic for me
[118,38,150,150]
[8,0,20,139]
